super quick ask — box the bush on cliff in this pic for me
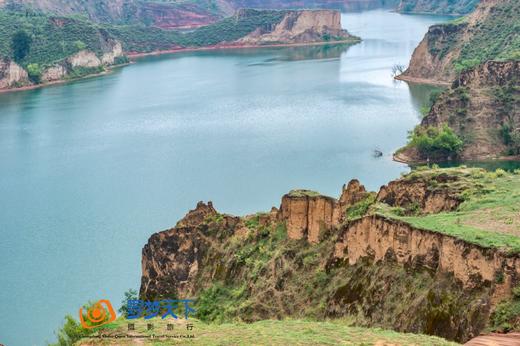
[408,124,464,160]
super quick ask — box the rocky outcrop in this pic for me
[1,39,125,90]
[101,41,123,65]
[67,50,102,68]
[339,179,368,209]
[398,0,518,85]
[331,215,519,341]
[0,59,30,88]
[399,60,520,162]
[235,9,357,45]
[335,215,520,292]
[41,65,67,82]
[397,23,464,84]
[377,173,464,214]
[139,172,520,342]
[278,191,338,243]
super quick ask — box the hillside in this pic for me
[396,0,480,15]
[395,0,519,162]
[0,8,357,90]
[0,0,233,28]
[137,167,520,343]
[398,0,520,84]
[397,60,519,162]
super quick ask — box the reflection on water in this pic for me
[407,83,447,117]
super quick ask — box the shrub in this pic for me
[345,193,376,221]
[26,63,42,83]
[495,168,506,177]
[490,300,520,332]
[408,124,464,160]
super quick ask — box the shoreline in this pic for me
[126,39,361,59]
[394,74,451,86]
[0,40,359,94]
[0,63,132,94]
[393,151,520,165]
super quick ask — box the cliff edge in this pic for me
[140,167,520,342]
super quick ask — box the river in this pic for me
[0,10,452,345]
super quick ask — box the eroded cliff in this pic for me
[398,0,519,84]
[397,60,520,162]
[140,167,520,342]
[234,9,357,46]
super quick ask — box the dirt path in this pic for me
[465,333,520,346]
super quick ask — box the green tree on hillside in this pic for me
[11,31,32,62]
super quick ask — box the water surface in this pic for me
[0,10,449,345]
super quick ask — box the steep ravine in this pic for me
[139,169,520,343]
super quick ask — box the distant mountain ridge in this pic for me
[1,0,473,30]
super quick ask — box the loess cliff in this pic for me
[398,0,519,85]
[140,167,520,343]
[0,8,356,90]
[396,60,519,162]
[234,9,355,46]
[396,0,519,162]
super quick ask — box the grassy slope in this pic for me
[0,9,295,63]
[454,0,520,70]
[107,10,288,53]
[398,0,480,15]
[427,0,520,73]
[377,167,520,254]
[75,318,459,345]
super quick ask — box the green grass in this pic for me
[75,318,459,345]
[378,167,520,254]
[453,0,520,71]
[288,189,324,198]
[0,11,112,66]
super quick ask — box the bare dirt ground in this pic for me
[465,333,520,346]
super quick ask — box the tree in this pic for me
[11,31,32,62]
[26,63,42,83]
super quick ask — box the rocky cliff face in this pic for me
[377,172,464,214]
[397,23,464,84]
[235,9,356,45]
[0,59,29,88]
[0,39,125,88]
[140,171,519,342]
[398,0,518,85]
[396,0,480,15]
[399,60,520,161]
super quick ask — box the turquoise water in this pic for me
[0,10,450,345]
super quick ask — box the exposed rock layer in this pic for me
[235,9,355,45]
[140,175,519,342]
